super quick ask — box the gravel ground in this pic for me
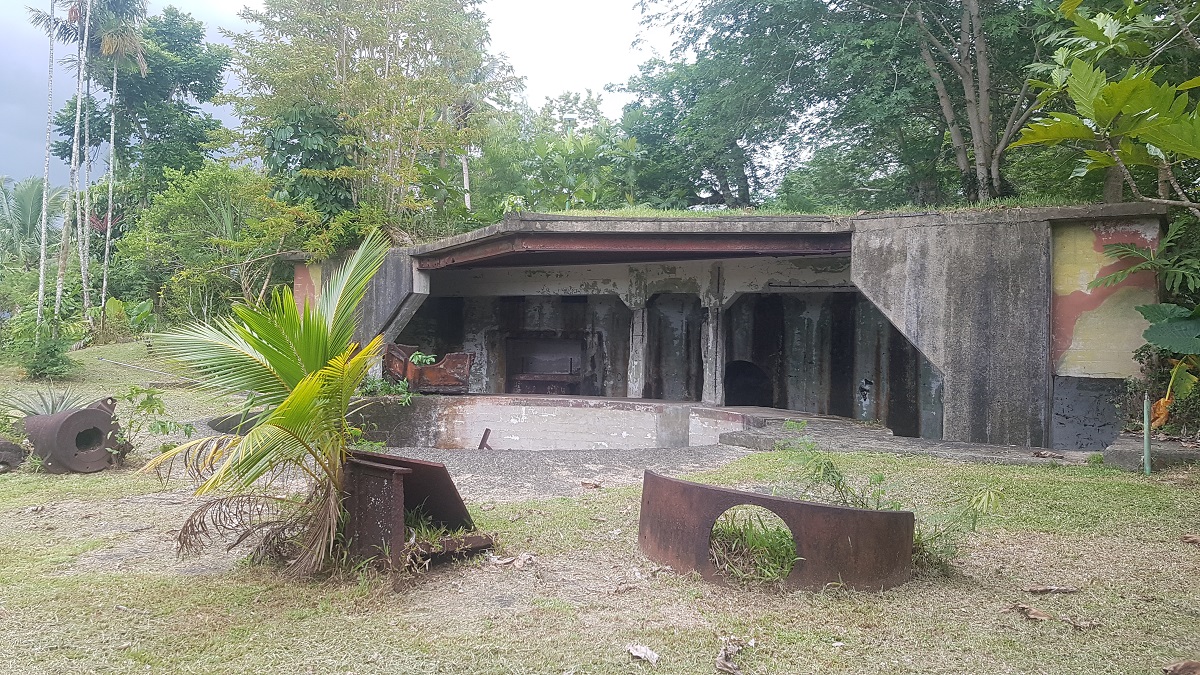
[381,444,751,502]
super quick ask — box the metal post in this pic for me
[1143,393,1152,476]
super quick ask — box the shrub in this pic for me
[4,317,80,380]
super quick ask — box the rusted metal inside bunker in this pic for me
[396,294,631,397]
[723,292,943,438]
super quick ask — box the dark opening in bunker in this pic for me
[723,291,943,439]
[645,293,704,402]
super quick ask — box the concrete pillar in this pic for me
[627,305,647,398]
[701,304,725,406]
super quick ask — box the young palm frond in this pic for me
[142,231,390,574]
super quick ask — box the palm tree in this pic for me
[141,231,390,574]
[95,1,147,318]
[33,0,57,326]
[0,177,65,270]
[31,0,140,321]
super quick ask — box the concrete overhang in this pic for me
[405,203,1167,271]
[409,213,853,270]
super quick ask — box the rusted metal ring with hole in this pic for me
[638,470,914,591]
[23,403,119,474]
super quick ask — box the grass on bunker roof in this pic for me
[2,442,1198,675]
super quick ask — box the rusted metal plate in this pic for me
[414,232,853,270]
[383,344,473,394]
[23,403,119,474]
[638,470,914,591]
[348,450,474,530]
[343,457,413,568]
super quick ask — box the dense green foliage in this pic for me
[51,7,231,205]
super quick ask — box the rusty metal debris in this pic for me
[637,470,914,591]
[23,397,121,474]
[343,450,490,569]
[0,440,25,473]
[383,344,473,394]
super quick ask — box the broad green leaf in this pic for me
[1143,318,1200,354]
[1067,60,1107,121]
[1010,113,1097,148]
[1059,0,1083,18]
[1179,75,1200,91]
[1136,303,1193,323]
[1071,14,1111,43]
[1175,369,1198,400]
[1093,72,1151,127]
[1139,118,1200,160]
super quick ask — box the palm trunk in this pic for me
[58,10,88,321]
[100,58,118,321]
[35,0,56,327]
[77,1,95,319]
[461,152,471,210]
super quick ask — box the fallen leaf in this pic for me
[581,480,603,489]
[1164,661,1200,675]
[512,552,536,569]
[1152,396,1171,429]
[1182,534,1200,547]
[491,556,516,566]
[590,516,608,523]
[480,504,495,512]
[1061,616,1101,631]
[1032,451,1065,459]
[1022,585,1079,594]
[714,644,743,675]
[1007,604,1053,621]
[626,643,659,666]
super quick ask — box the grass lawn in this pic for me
[2,442,1198,674]
[2,343,1198,673]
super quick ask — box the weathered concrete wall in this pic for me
[852,211,1053,446]
[1051,376,1124,450]
[1051,219,1159,378]
[353,395,748,450]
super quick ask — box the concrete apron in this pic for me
[354,394,1094,466]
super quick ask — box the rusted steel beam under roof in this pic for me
[413,232,852,270]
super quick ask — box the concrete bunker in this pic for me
[302,204,1167,450]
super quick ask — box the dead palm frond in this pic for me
[142,231,390,575]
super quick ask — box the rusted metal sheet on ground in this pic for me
[343,450,481,569]
[23,397,120,474]
[638,470,914,591]
[349,450,474,530]
[384,343,473,394]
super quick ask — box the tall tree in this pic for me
[52,8,231,206]
[34,0,57,326]
[94,0,147,316]
[229,0,516,235]
[635,0,1043,204]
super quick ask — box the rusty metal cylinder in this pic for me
[23,401,119,474]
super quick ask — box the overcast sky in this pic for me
[0,0,673,184]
